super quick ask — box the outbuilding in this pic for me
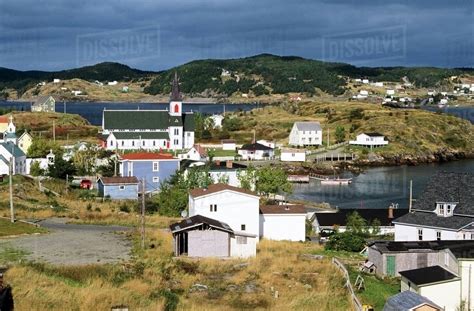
[221,139,236,151]
[259,205,307,241]
[97,176,139,200]
[280,148,306,162]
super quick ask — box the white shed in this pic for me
[222,139,236,151]
[280,148,306,162]
[259,205,307,242]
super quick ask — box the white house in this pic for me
[386,89,395,96]
[26,150,55,175]
[362,79,369,84]
[209,115,224,129]
[189,184,260,239]
[238,143,274,160]
[208,160,246,187]
[178,144,207,161]
[222,139,236,151]
[289,122,322,147]
[256,139,275,149]
[0,118,26,175]
[349,133,388,148]
[374,82,384,87]
[393,172,474,242]
[259,205,306,241]
[359,90,369,97]
[53,78,61,83]
[108,81,118,86]
[280,148,306,162]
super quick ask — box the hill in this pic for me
[0,62,154,96]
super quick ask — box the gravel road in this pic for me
[0,218,132,265]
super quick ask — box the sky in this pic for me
[0,0,473,71]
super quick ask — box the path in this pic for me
[0,218,132,265]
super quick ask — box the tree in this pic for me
[222,117,242,132]
[96,159,115,177]
[325,231,366,252]
[29,161,44,177]
[27,139,62,158]
[194,113,205,140]
[48,157,76,179]
[335,126,346,143]
[256,166,292,196]
[370,218,382,236]
[346,211,368,235]
[237,166,257,191]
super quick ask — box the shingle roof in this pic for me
[260,205,307,214]
[111,132,169,140]
[183,113,195,131]
[189,183,258,198]
[121,152,176,160]
[369,240,474,259]
[392,211,474,230]
[0,142,25,158]
[209,161,246,171]
[315,208,408,227]
[240,143,273,151]
[399,265,458,286]
[0,116,8,123]
[294,121,321,132]
[169,214,233,234]
[383,291,441,311]
[99,176,139,185]
[103,110,170,130]
[33,95,55,106]
[364,132,384,137]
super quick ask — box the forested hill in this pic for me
[144,54,474,96]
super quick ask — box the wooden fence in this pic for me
[332,257,363,311]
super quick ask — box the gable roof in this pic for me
[189,183,258,199]
[209,161,246,171]
[240,142,273,151]
[399,265,458,286]
[0,116,8,124]
[369,240,474,259]
[120,152,176,160]
[315,208,408,227]
[260,205,307,214]
[33,95,55,106]
[383,291,441,311]
[192,144,207,157]
[111,132,169,140]
[183,113,195,131]
[169,214,233,234]
[293,121,321,132]
[103,110,170,130]
[0,142,25,157]
[363,132,385,137]
[99,176,139,185]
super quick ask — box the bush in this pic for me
[325,231,366,252]
[119,203,131,213]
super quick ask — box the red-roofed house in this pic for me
[119,152,179,192]
[178,144,208,161]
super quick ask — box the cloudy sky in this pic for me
[0,0,472,71]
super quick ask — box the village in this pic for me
[0,72,472,311]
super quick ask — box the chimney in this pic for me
[226,160,233,169]
[388,206,394,219]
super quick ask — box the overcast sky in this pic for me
[0,0,472,71]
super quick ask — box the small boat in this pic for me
[320,177,352,185]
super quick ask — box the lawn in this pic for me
[207,148,238,157]
[0,218,46,237]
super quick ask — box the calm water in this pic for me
[0,100,263,125]
[291,159,474,209]
[422,106,474,124]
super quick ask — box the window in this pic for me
[209,204,217,212]
[110,140,114,146]
[447,205,452,214]
[436,231,441,241]
[152,162,159,172]
[418,228,423,241]
[174,139,179,145]
[163,141,166,146]
[142,140,145,146]
[132,141,135,146]
[174,128,179,135]
[241,224,246,231]
[174,104,179,113]
[152,177,159,183]
[119,185,125,190]
[236,236,247,244]
[121,141,124,146]
[153,141,156,146]
[439,204,444,215]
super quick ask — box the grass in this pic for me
[208,148,238,157]
[0,218,46,237]
[0,244,29,264]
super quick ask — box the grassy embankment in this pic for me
[227,101,474,161]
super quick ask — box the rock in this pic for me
[226,284,239,292]
[303,284,312,290]
[232,263,249,270]
[299,254,325,261]
[190,283,208,292]
[244,283,258,293]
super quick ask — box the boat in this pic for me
[319,177,352,185]
[287,175,310,183]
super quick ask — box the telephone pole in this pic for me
[141,178,146,250]
[9,157,14,223]
[327,128,330,147]
[53,121,56,142]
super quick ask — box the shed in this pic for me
[97,176,139,200]
[259,205,307,241]
[383,291,441,311]
[221,139,236,151]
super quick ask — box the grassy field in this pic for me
[227,101,474,159]
[0,218,46,237]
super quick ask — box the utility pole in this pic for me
[65,174,69,195]
[409,180,413,212]
[9,156,14,223]
[327,128,330,147]
[53,121,56,142]
[141,178,146,250]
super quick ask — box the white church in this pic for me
[0,116,27,175]
[101,73,195,151]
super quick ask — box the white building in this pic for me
[178,144,207,161]
[189,184,261,239]
[53,79,61,83]
[208,160,247,187]
[238,142,274,160]
[259,205,306,241]
[393,172,474,242]
[362,79,369,84]
[374,82,384,87]
[349,133,388,148]
[209,115,224,129]
[359,90,369,97]
[101,73,194,151]
[288,121,322,147]
[0,117,26,175]
[280,148,306,162]
[386,89,395,96]
[26,150,55,175]
[108,81,118,86]
[256,139,275,149]
[222,139,236,151]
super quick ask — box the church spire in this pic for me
[170,71,182,101]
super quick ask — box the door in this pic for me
[386,256,396,276]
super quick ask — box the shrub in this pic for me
[325,231,366,252]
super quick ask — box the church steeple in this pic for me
[170,71,182,102]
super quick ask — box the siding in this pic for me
[259,214,306,241]
[121,159,179,192]
[230,235,257,258]
[98,182,138,200]
[188,230,229,257]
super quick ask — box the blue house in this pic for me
[119,152,180,193]
[97,176,139,200]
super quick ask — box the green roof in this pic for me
[0,142,25,157]
[4,132,16,139]
[183,113,195,131]
[111,132,169,140]
[103,110,170,130]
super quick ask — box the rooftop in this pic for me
[383,291,441,311]
[99,176,139,185]
[189,183,258,199]
[369,240,474,259]
[121,152,176,160]
[364,132,385,137]
[399,265,458,286]
[260,205,307,214]
[315,208,408,227]
[294,121,321,132]
[240,142,273,151]
[169,214,233,234]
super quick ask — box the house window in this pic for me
[152,162,159,172]
[236,236,247,244]
[119,185,125,190]
[439,204,444,215]
[152,177,159,183]
[418,228,423,241]
[241,224,246,231]
[153,141,156,146]
[209,204,217,212]
[174,139,179,145]
[110,140,114,146]
[132,141,135,146]
[174,128,179,135]
[436,231,441,241]
[121,141,124,146]
[163,141,166,146]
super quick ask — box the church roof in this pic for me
[170,71,182,101]
[111,132,169,140]
[103,110,170,130]
[0,142,25,158]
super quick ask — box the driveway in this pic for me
[0,218,132,265]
